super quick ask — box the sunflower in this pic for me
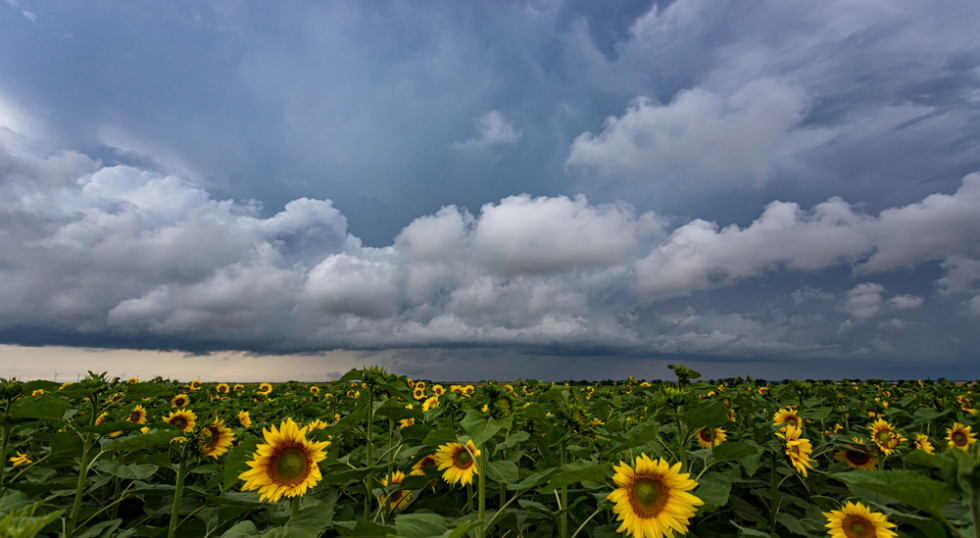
[238,410,252,428]
[777,425,814,477]
[773,407,802,430]
[189,380,202,391]
[309,385,320,396]
[257,382,273,395]
[239,418,330,502]
[381,471,411,511]
[914,433,935,454]
[164,409,197,432]
[696,427,727,449]
[199,419,235,458]
[834,440,877,470]
[216,383,230,394]
[823,501,897,538]
[422,396,440,412]
[128,377,139,384]
[400,404,416,428]
[958,395,977,415]
[9,451,32,468]
[31,389,44,396]
[431,384,445,397]
[305,418,329,431]
[412,386,427,400]
[946,422,977,450]
[869,418,904,455]
[435,440,480,486]
[410,454,438,476]
[607,453,704,538]
[127,405,147,425]
[233,384,245,392]
[171,394,190,407]
[95,412,109,426]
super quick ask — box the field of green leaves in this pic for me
[1,365,980,537]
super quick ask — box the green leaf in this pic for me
[695,475,731,512]
[774,512,808,536]
[829,470,956,515]
[79,421,142,435]
[730,521,773,537]
[542,461,611,490]
[219,520,259,538]
[93,460,158,480]
[10,396,70,421]
[711,441,758,464]
[460,409,501,446]
[336,518,394,537]
[262,493,337,538]
[486,460,519,484]
[394,513,448,538]
[681,401,729,429]
[507,468,560,491]
[905,449,945,469]
[103,428,182,452]
[122,382,173,400]
[422,428,458,447]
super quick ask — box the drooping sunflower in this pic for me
[696,427,727,449]
[777,425,814,477]
[238,410,252,428]
[127,405,147,425]
[869,418,904,455]
[957,395,977,415]
[773,407,802,430]
[257,382,273,395]
[239,418,330,502]
[607,453,704,538]
[9,451,32,467]
[823,501,897,538]
[834,440,877,470]
[422,396,440,412]
[914,433,936,454]
[381,470,411,511]
[199,419,235,458]
[171,394,190,407]
[163,409,197,432]
[946,422,977,450]
[435,440,480,486]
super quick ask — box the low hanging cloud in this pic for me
[2,136,980,360]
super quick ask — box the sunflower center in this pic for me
[847,451,869,465]
[172,417,187,429]
[875,431,891,444]
[629,476,668,518]
[272,446,312,484]
[842,515,876,538]
[454,447,473,467]
[953,432,967,445]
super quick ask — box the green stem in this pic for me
[569,504,604,538]
[769,451,778,531]
[559,438,568,538]
[970,483,980,538]
[675,412,688,472]
[364,388,375,520]
[291,496,301,520]
[478,447,486,538]
[0,400,11,494]
[68,398,99,537]
[168,446,188,538]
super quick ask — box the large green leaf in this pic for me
[829,470,956,515]
[712,441,758,464]
[10,396,70,421]
[681,401,729,429]
[93,459,158,480]
[486,460,519,484]
[394,513,448,538]
[541,461,611,490]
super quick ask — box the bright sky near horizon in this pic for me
[1,1,979,382]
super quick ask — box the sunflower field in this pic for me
[2,366,980,537]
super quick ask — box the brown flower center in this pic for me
[842,515,876,538]
[270,445,312,485]
[629,476,669,519]
[953,431,967,446]
[454,447,474,468]
[847,451,870,465]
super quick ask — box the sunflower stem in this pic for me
[290,496,301,520]
[970,481,980,538]
[168,444,189,538]
[478,447,486,538]
[364,386,375,520]
[768,451,779,531]
[559,438,568,538]
[68,397,99,537]
[675,412,688,472]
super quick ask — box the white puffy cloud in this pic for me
[451,111,522,151]
[840,283,885,321]
[566,78,810,184]
[888,295,924,311]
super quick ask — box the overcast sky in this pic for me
[2,0,979,382]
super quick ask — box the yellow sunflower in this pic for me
[914,433,935,454]
[257,382,273,395]
[189,380,202,391]
[95,412,109,426]
[216,383,230,394]
[869,418,904,455]
[171,394,190,407]
[773,407,802,430]
[777,425,814,476]
[607,453,704,538]
[199,419,235,458]
[957,395,977,415]
[239,418,330,502]
[381,470,411,511]
[163,409,197,432]
[126,405,147,425]
[309,385,320,396]
[9,451,31,467]
[695,427,727,449]
[946,422,977,450]
[31,389,44,396]
[412,386,427,400]
[834,441,877,470]
[435,440,480,486]
[410,454,438,476]
[431,384,445,397]
[422,396,440,412]
[128,377,139,384]
[238,410,252,428]
[823,501,897,538]
[400,404,416,428]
